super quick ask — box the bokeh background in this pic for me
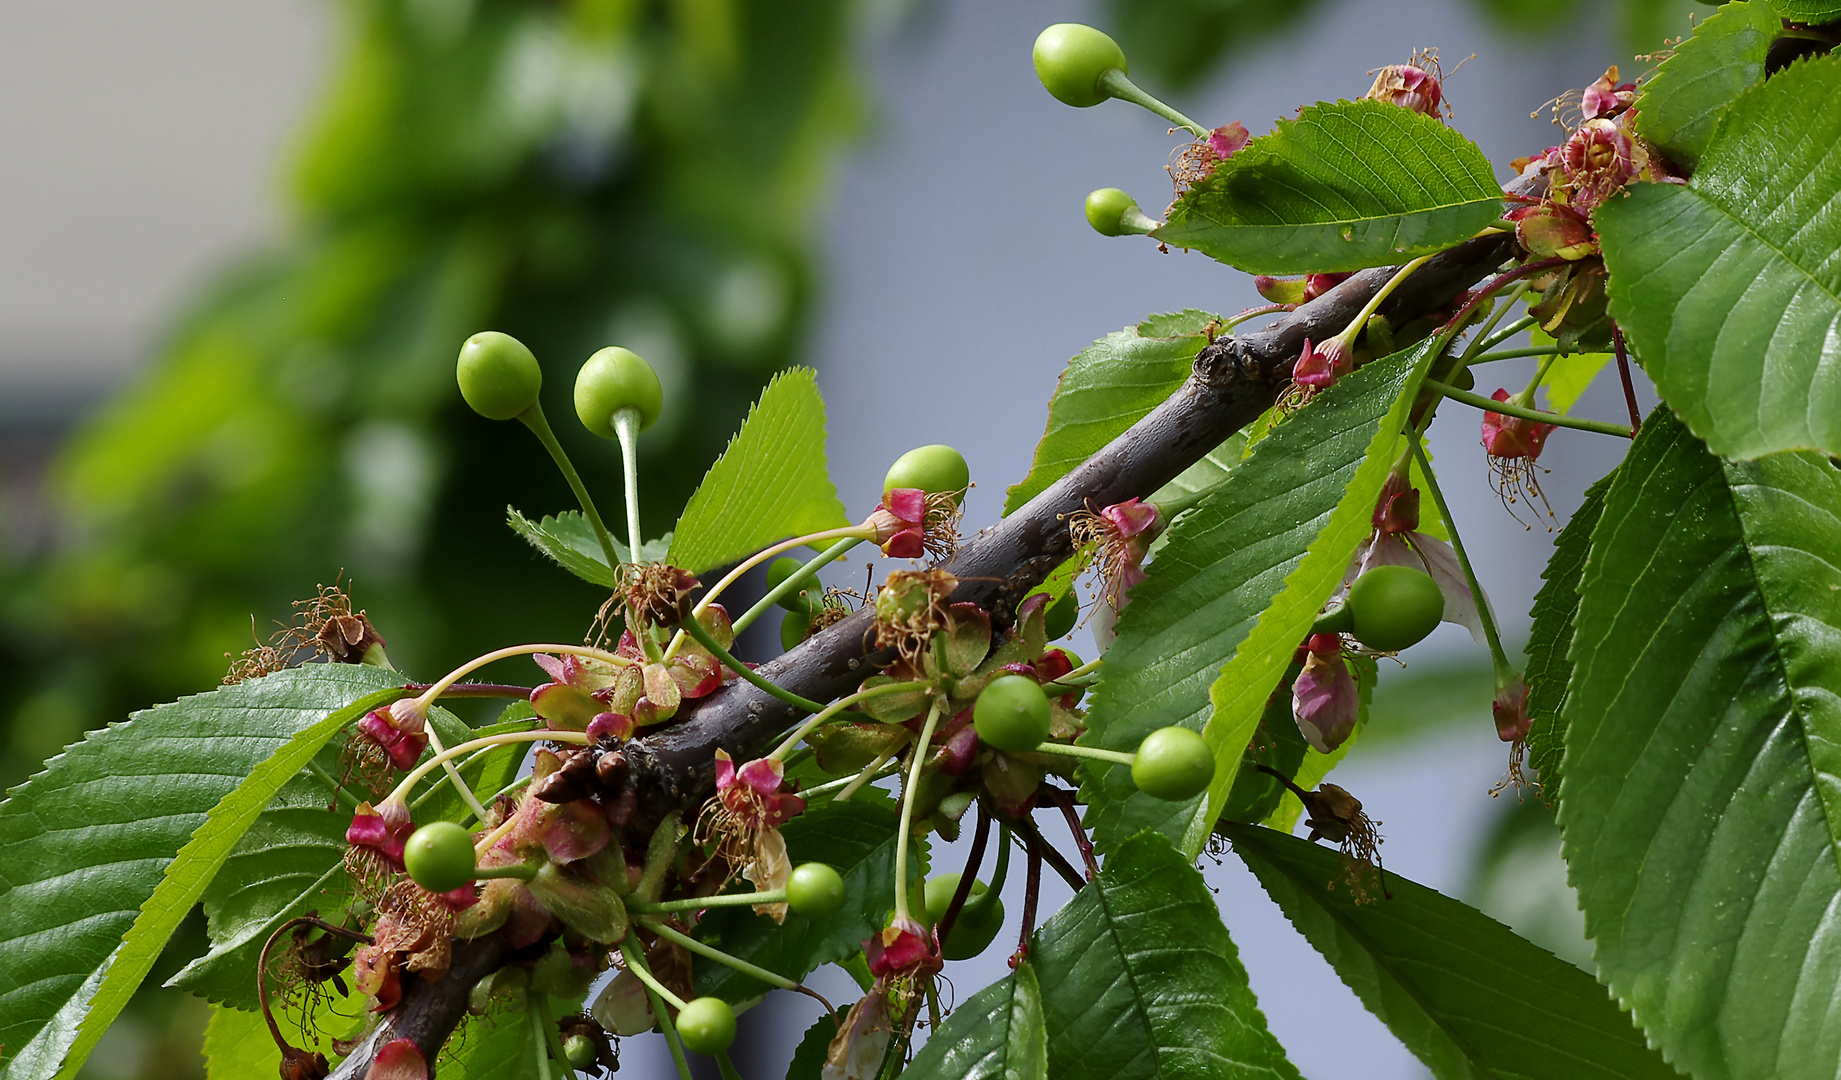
[0,0,1697,1075]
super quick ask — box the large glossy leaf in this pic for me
[1598,55,1841,460]
[507,507,670,587]
[1078,342,1433,857]
[692,788,922,1003]
[1559,410,1841,1080]
[170,710,525,1007]
[1032,831,1298,1080]
[0,665,403,1080]
[1226,824,1679,1080]
[667,367,848,575]
[1634,0,1784,166]
[1153,100,1505,274]
[903,961,1047,1080]
[1522,470,1614,788]
[1005,311,1216,515]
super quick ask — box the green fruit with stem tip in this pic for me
[767,556,822,614]
[780,608,809,652]
[1348,564,1445,652]
[1044,592,1078,640]
[883,444,970,503]
[1085,188,1139,237]
[403,821,476,894]
[573,346,663,437]
[786,862,845,918]
[923,873,1006,960]
[974,674,1052,753]
[456,331,542,421]
[675,997,736,1055]
[561,1034,597,1070]
[1033,23,1127,108]
[1132,726,1214,801]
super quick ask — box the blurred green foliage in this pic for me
[1,0,867,798]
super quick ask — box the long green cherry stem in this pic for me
[806,757,900,801]
[416,724,489,823]
[1473,313,1539,356]
[1027,740,1136,768]
[732,534,865,635]
[1466,346,1567,364]
[892,697,943,924]
[663,526,871,664]
[1096,69,1204,136]
[1342,254,1434,345]
[621,945,693,1080]
[628,888,786,914]
[620,943,688,1011]
[1457,281,1532,365]
[388,729,590,807]
[526,990,555,1080]
[1422,380,1632,438]
[415,643,633,710]
[611,407,647,564]
[676,614,826,713]
[716,1051,745,1080]
[518,402,620,571]
[641,917,807,993]
[1409,435,1515,689]
[767,680,928,762]
[534,990,574,1078]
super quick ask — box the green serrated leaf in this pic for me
[1226,823,1680,1080]
[1150,432,1249,509]
[1033,831,1298,1080]
[171,709,522,1007]
[668,367,848,575]
[203,1004,286,1080]
[904,961,1047,1080]
[1770,0,1841,21]
[1077,342,1434,858]
[692,788,921,1003]
[1599,54,1841,460]
[787,1013,836,1080]
[1005,311,1217,516]
[1559,409,1841,1080]
[1636,0,1785,165]
[1522,470,1615,789]
[507,507,670,587]
[1153,100,1505,274]
[0,665,404,1080]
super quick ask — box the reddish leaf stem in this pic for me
[1612,321,1642,433]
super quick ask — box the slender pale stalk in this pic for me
[526,990,555,1080]
[1467,346,1567,364]
[418,724,489,822]
[1422,380,1631,438]
[1096,69,1205,136]
[1026,741,1136,767]
[767,681,927,762]
[836,748,898,802]
[716,1051,745,1080]
[1457,281,1533,365]
[622,945,693,1080]
[1410,435,1515,687]
[731,535,864,635]
[663,527,871,663]
[388,730,590,807]
[1342,254,1434,346]
[534,990,574,1077]
[628,889,786,914]
[641,918,804,991]
[416,644,632,708]
[1474,313,1538,356]
[620,943,689,1010]
[676,615,825,713]
[804,757,900,800]
[612,408,646,564]
[518,402,620,570]
[892,698,943,924]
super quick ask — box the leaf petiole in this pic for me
[1422,380,1632,438]
[676,614,827,713]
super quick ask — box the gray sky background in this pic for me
[0,0,1695,1076]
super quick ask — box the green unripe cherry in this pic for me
[562,1034,598,1070]
[403,821,476,894]
[883,444,970,503]
[923,872,1006,960]
[573,346,664,438]
[1348,564,1445,652]
[456,331,542,421]
[786,862,846,918]
[675,996,737,1056]
[780,608,810,652]
[1131,726,1214,801]
[1033,23,1127,108]
[1085,188,1139,237]
[1044,592,1079,640]
[974,674,1052,754]
[767,556,822,614]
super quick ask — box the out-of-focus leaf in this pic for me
[507,507,670,587]
[1599,54,1841,459]
[1154,101,1504,275]
[1228,823,1678,1079]
[668,367,848,575]
[1102,0,1324,90]
[1007,312,1216,515]
[1032,831,1299,1079]
[1078,342,1433,858]
[1560,409,1841,1079]
[1635,0,1784,166]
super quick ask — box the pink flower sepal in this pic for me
[347,799,414,869]
[715,751,806,829]
[870,488,928,558]
[1293,635,1358,753]
[1481,389,1556,460]
[865,915,938,978]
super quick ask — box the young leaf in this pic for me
[170,709,522,1007]
[1559,410,1841,1080]
[1598,54,1841,460]
[691,788,922,1003]
[1006,311,1217,515]
[1077,342,1434,858]
[903,961,1048,1080]
[1224,823,1680,1080]
[1153,100,1505,274]
[667,367,848,575]
[1032,831,1299,1080]
[0,666,404,1080]
[1634,0,1785,165]
[507,507,670,586]
[1522,470,1614,789]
